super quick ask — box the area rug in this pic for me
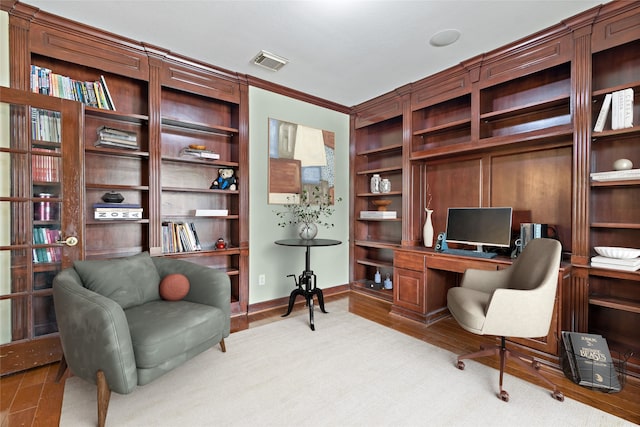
[60,300,632,426]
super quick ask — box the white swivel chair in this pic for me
[446,238,564,402]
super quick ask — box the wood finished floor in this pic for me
[1,291,638,426]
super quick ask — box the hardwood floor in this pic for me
[2,291,638,426]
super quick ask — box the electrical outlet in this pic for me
[258,274,266,286]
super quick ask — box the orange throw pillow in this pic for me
[159,273,190,301]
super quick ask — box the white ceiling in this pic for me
[23,0,608,107]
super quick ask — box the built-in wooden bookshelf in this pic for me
[3,1,249,373]
[349,1,640,377]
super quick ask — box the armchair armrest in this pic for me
[53,268,138,394]
[482,286,556,338]
[152,257,231,337]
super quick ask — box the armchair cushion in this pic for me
[125,300,225,369]
[73,252,161,309]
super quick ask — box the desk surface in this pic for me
[275,238,342,247]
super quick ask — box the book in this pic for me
[93,203,141,209]
[359,210,397,219]
[194,209,228,216]
[591,256,640,267]
[590,262,640,272]
[562,331,621,392]
[94,210,143,220]
[100,75,116,110]
[593,93,612,132]
[95,139,140,150]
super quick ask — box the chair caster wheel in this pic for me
[499,390,509,402]
[456,360,465,370]
[552,391,564,402]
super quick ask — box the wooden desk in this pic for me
[392,248,571,356]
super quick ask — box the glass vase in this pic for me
[297,222,318,240]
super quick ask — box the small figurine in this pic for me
[215,237,227,249]
[210,168,237,191]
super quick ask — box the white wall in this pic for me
[248,86,350,305]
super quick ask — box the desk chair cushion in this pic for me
[125,299,225,370]
[73,252,161,309]
[447,287,492,334]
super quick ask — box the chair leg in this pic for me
[456,337,564,402]
[506,348,564,401]
[54,354,68,383]
[96,370,111,427]
[219,338,226,353]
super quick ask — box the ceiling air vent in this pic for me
[252,50,288,71]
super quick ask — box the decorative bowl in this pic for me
[594,246,640,259]
[372,199,392,211]
[101,191,124,203]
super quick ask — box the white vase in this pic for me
[423,209,434,247]
[297,222,318,240]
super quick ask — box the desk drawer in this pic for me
[394,251,425,271]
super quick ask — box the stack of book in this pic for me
[96,126,138,150]
[591,256,640,272]
[359,210,397,219]
[162,222,202,253]
[93,203,143,220]
[590,169,640,182]
[561,331,622,392]
[179,148,220,160]
[593,88,634,132]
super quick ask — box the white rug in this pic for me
[61,301,632,426]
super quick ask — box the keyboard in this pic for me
[442,248,497,259]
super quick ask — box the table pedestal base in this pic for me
[282,271,328,331]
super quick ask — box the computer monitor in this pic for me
[445,207,513,253]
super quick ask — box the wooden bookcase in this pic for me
[6,3,249,333]
[349,1,640,376]
[350,92,406,301]
[587,33,640,366]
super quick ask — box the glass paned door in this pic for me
[0,87,82,375]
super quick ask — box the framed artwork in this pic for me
[268,118,336,205]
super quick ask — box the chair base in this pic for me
[456,337,564,402]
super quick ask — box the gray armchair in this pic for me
[53,252,230,427]
[446,238,563,402]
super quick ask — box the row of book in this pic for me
[93,203,143,220]
[32,227,62,263]
[95,126,139,150]
[593,88,634,132]
[30,65,116,110]
[32,108,61,143]
[162,222,202,253]
[32,148,60,182]
[561,331,622,392]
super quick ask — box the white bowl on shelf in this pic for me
[594,246,640,259]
